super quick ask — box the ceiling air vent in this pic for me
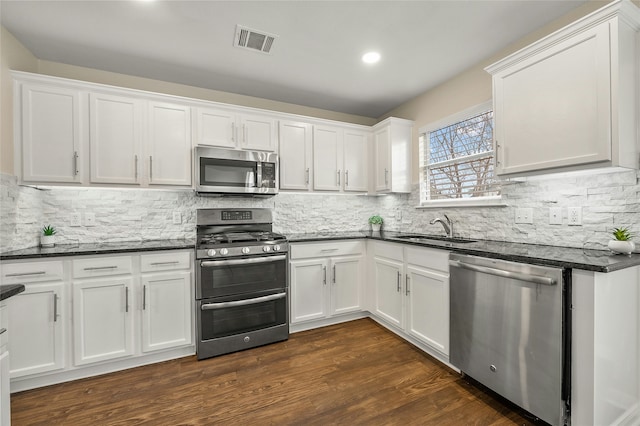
[234,25,277,54]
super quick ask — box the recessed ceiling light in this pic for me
[362,51,381,64]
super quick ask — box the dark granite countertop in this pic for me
[0,284,26,301]
[287,230,640,273]
[0,239,196,261]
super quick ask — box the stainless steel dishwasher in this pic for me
[449,253,570,426]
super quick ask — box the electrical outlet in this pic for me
[173,211,182,225]
[568,207,582,226]
[549,207,562,225]
[70,212,82,227]
[84,212,96,227]
[395,210,402,221]
[515,208,533,224]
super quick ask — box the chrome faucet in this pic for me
[430,214,453,238]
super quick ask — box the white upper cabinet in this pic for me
[147,101,192,186]
[194,107,277,152]
[343,129,368,192]
[19,83,83,184]
[279,120,312,190]
[373,118,413,193]
[89,92,143,185]
[486,1,640,176]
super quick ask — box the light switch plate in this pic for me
[84,212,96,227]
[549,207,562,225]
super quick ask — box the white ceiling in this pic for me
[1,0,589,118]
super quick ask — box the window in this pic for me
[419,101,501,206]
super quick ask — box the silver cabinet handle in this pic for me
[345,170,349,187]
[231,123,236,142]
[142,285,147,310]
[305,168,310,185]
[385,168,389,185]
[243,123,247,144]
[201,255,286,268]
[397,271,401,292]
[332,265,336,284]
[125,287,129,313]
[406,275,410,296]
[201,292,286,310]
[323,266,327,285]
[495,140,500,167]
[0,328,6,336]
[134,155,139,180]
[150,261,180,266]
[5,271,46,277]
[337,170,341,186]
[449,260,556,286]
[320,248,339,252]
[73,151,79,176]
[53,293,59,322]
[149,156,153,181]
[83,266,118,271]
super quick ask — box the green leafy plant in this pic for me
[368,215,383,225]
[42,225,56,236]
[612,227,633,241]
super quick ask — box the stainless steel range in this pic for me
[195,208,289,360]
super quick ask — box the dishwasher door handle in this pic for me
[449,260,556,286]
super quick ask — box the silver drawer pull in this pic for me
[320,248,339,252]
[83,266,118,271]
[5,271,46,277]
[201,292,286,310]
[0,328,6,335]
[150,261,180,266]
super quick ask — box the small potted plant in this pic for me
[368,215,383,232]
[608,227,635,255]
[40,225,57,248]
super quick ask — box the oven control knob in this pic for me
[220,248,229,256]
[242,247,250,254]
[273,245,281,252]
[207,249,217,257]
[263,246,271,253]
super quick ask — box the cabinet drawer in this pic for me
[73,256,132,278]
[1,260,64,284]
[141,251,191,273]
[290,240,364,260]
[406,247,449,273]
[371,241,404,262]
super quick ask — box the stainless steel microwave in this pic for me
[195,146,278,196]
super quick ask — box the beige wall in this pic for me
[0,27,38,175]
[381,0,618,183]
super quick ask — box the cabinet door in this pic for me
[240,113,277,152]
[331,255,362,316]
[0,350,9,426]
[147,102,192,186]
[141,271,192,353]
[8,282,65,377]
[373,256,404,328]
[89,93,142,184]
[194,107,237,148]
[406,265,449,355]
[290,259,328,323]
[343,130,368,192]
[493,22,611,175]
[21,83,82,183]
[73,277,134,365]
[313,125,343,191]
[279,121,312,190]
[374,128,391,192]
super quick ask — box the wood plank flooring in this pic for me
[11,318,541,425]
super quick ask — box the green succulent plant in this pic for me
[612,227,633,241]
[368,215,383,225]
[42,225,56,236]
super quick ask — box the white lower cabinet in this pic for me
[1,302,10,426]
[371,241,450,357]
[73,277,134,365]
[290,241,364,324]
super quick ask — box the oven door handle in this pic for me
[200,255,286,268]
[200,292,287,310]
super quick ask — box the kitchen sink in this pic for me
[392,234,477,244]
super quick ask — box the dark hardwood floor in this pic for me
[11,318,540,425]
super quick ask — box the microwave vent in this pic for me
[234,25,277,54]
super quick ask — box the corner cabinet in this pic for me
[486,1,640,176]
[372,117,413,193]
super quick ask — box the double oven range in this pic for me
[195,208,289,360]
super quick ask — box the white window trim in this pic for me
[417,100,505,208]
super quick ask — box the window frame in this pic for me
[417,100,505,208]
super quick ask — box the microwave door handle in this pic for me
[256,162,262,188]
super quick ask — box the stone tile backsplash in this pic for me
[2,169,639,252]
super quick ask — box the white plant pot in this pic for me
[40,235,56,247]
[371,224,381,232]
[608,240,635,255]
